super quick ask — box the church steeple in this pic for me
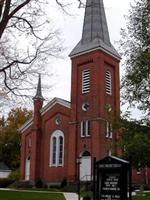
[33,74,44,101]
[70,0,120,60]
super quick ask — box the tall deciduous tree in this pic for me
[120,0,150,122]
[0,107,32,169]
[0,0,61,99]
[0,0,84,101]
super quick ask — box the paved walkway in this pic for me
[64,192,80,200]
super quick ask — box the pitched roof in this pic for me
[41,97,71,115]
[19,97,71,133]
[70,0,121,60]
[0,162,11,171]
[96,155,129,165]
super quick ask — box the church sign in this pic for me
[94,156,131,200]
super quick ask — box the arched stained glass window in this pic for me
[58,136,63,165]
[52,137,57,165]
[50,130,64,167]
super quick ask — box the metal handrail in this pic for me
[80,174,92,181]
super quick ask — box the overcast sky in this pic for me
[0,0,142,119]
[45,0,133,102]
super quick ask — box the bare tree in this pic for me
[0,0,85,103]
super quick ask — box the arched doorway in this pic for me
[25,157,30,181]
[79,151,91,181]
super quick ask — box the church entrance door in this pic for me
[80,151,91,181]
[25,157,30,180]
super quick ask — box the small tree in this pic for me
[0,107,32,169]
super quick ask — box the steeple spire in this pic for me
[33,74,44,100]
[70,0,120,60]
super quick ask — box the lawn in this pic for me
[0,190,65,200]
[133,192,150,200]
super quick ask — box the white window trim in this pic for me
[50,130,64,167]
[106,121,113,139]
[81,120,90,137]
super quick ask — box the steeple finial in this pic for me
[33,74,44,101]
[70,0,121,60]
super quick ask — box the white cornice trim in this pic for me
[19,118,33,134]
[41,97,71,116]
[70,46,121,61]
[19,98,71,134]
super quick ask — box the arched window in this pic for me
[105,70,112,95]
[52,137,57,165]
[58,136,63,165]
[50,130,64,167]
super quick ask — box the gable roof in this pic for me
[0,162,11,171]
[70,0,121,60]
[96,155,129,166]
[18,118,33,133]
[41,97,71,115]
[19,97,71,133]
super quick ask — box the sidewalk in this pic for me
[64,192,80,200]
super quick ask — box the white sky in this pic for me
[45,0,133,101]
[44,0,143,120]
[1,0,140,118]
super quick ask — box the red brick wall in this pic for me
[70,50,120,162]
[20,48,121,183]
[20,126,33,180]
[20,47,149,185]
[132,168,150,185]
[40,104,71,183]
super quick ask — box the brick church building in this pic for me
[20,0,149,185]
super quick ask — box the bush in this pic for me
[8,169,20,180]
[0,178,14,188]
[35,179,43,188]
[143,184,150,191]
[83,195,91,200]
[60,184,77,192]
[60,179,67,188]
[9,180,34,189]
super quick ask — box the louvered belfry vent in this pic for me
[82,69,90,94]
[106,71,112,95]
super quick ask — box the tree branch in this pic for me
[0,0,11,38]
[0,49,38,73]
[2,0,11,19]
[12,16,44,40]
[8,0,31,19]
[0,0,5,19]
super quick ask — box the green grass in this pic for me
[0,190,65,200]
[133,192,150,200]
